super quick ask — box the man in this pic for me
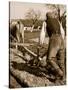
[45,12,65,81]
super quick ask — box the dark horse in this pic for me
[9,21,23,43]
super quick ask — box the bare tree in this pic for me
[45,4,66,21]
[25,9,41,31]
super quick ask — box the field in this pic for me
[9,30,65,88]
[24,31,49,55]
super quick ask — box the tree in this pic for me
[45,4,66,21]
[25,9,41,31]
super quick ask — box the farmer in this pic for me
[45,12,65,81]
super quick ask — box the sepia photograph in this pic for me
[9,1,66,88]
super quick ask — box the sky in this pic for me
[10,1,66,20]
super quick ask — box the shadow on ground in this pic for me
[11,61,49,77]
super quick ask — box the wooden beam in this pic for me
[22,46,42,61]
[10,34,17,42]
[10,44,42,61]
[10,42,34,47]
[10,48,28,62]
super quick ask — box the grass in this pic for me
[24,31,40,39]
[24,31,48,57]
